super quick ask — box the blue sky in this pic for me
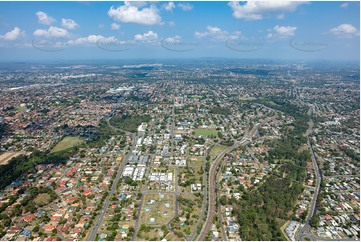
[0,1,359,61]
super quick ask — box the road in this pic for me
[132,192,145,240]
[297,118,322,241]
[88,124,137,241]
[217,161,227,241]
[196,122,261,240]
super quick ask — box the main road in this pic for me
[88,119,137,241]
[297,117,322,241]
[196,122,262,240]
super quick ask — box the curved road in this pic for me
[297,118,322,241]
[196,123,261,240]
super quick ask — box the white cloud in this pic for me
[108,2,162,25]
[195,25,240,41]
[61,18,79,30]
[274,25,297,37]
[66,35,133,49]
[134,30,158,44]
[329,24,359,38]
[168,21,175,27]
[0,27,25,41]
[163,35,182,43]
[340,2,348,8]
[177,3,193,11]
[163,2,176,11]
[33,26,69,38]
[111,23,120,30]
[68,35,117,45]
[228,1,308,20]
[267,25,297,40]
[36,11,56,25]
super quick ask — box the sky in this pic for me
[0,1,359,61]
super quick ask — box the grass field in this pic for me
[194,128,218,137]
[51,136,84,153]
[15,105,27,112]
[139,193,176,227]
[239,96,256,101]
[165,232,185,241]
[191,95,203,99]
[209,144,228,157]
[34,193,51,205]
[188,157,204,167]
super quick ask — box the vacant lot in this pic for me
[188,157,204,167]
[0,152,22,165]
[165,232,185,241]
[139,193,176,227]
[194,128,218,137]
[15,105,27,112]
[209,144,228,157]
[239,96,256,101]
[34,193,51,206]
[51,136,84,153]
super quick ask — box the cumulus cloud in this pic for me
[36,11,56,25]
[111,23,120,30]
[68,35,118,45]
[273,25,297,37]
[194,25,240,41]
[228,1,308,20]
[33,26,69,38]
[177,3,193,11]
[163,35,182,43]
[61,18,79,30]
[163,2,176,11]
[329,24,359,38]
[0,27,25,41]
[134,30,158,44]
[267,25,297,39]
[340,2,348,8]
[108,2,162,25]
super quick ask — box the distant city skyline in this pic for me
[0,1,359,61]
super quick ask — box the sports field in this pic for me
[51,136,84,153]
[194,128,218,137]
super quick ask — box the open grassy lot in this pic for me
[194,128,218,137]
[188,157,204,167]
[136,227,167,241]
[191,95,203,99]
[209,144,228,157]
[165,231,185,241]
[139,193,176,227]
[239,96,256,101]
[15,105,27,112]
[51,136,84,153]
[170,193,203,237]
[34,193,51,206]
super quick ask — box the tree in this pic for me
[32,225,40,233]
[220,195,227,206]
[309,215,320,228]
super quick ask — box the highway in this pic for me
[196,122,261,240]
[297,118,322,241]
